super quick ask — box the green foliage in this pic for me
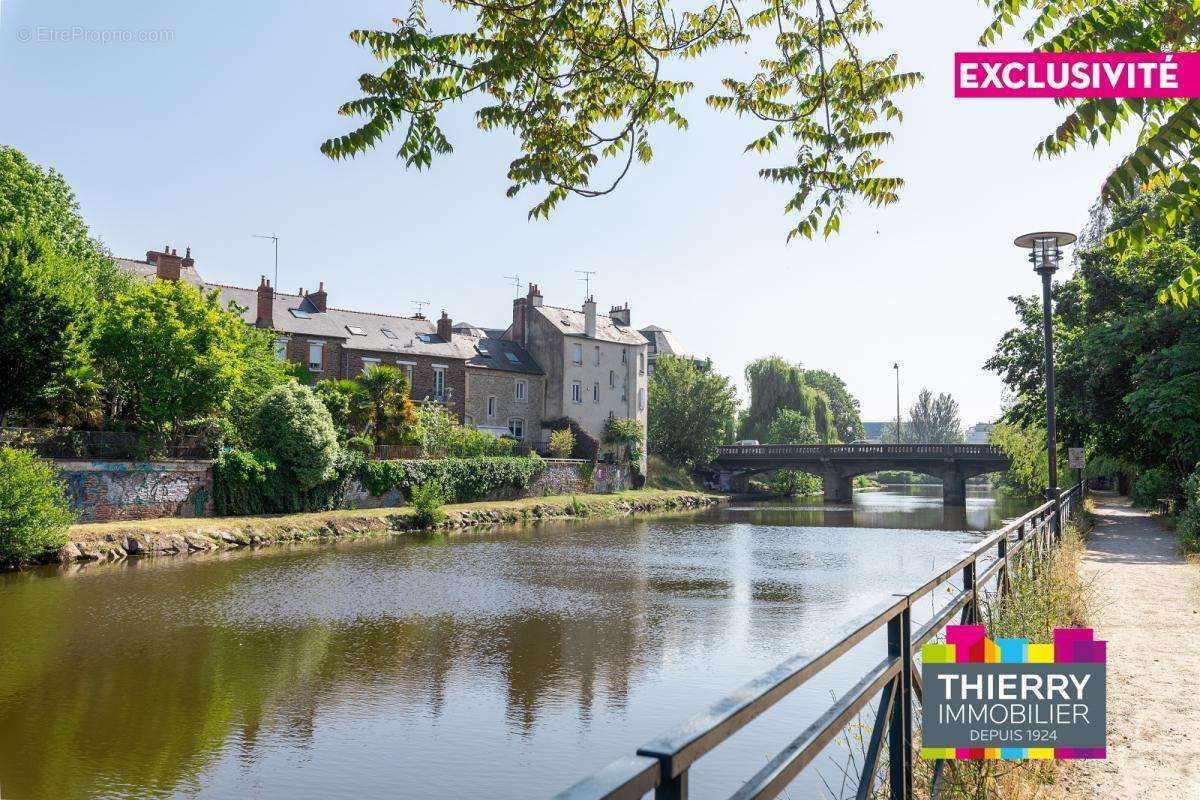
[802,369,865,442]
[1176,468,1200,554]
[322,0,919,241]
[356,456,546,502]
[770,470,822,497]
[544,417,598,459]
[603,416,645,464]
[648,356,738,466]
[989,421,1063,500]
[766,408,820,445]
[222,326,293,447]
[740,357,838,443]
[354,364,417,444]
[988,192,1200,489]
[346,434,375,455]
[1131,467,1179,509]
[410,480,447,528]
[212,446,361,516]
[411,400,516,457]
[904,389,963,444]
[314,379,360,437]
[0,230,95,424]
[549,428,575,459]
[0,145,128,300]
[93,280,251,433]
[0,447,74,564]
[253,383,340,490]
[973,4,1200,308]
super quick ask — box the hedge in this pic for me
[356,456,546,502]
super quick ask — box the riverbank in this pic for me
[1055,494,1200,798]
[45,490,727,566]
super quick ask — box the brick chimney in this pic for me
[528,282,543,307]
[308,281,328,312]
[437,310,453,342]
[147,244,183,282]
[609,302,630,326]
[583,296,597,338]
[256,276,274,328]
[507,282,542,344]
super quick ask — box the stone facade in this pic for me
[56,460,213,523]
[463,368,544,441]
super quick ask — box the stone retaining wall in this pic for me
[55,460,213,523]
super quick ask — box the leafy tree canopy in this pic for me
[739,356,838,442]
[254,382,341,490]
[322,0,920,240]
[647,355,737,466]
[904,389,962,444]
[766,407,819,445]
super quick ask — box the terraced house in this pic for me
[115,246,544,441]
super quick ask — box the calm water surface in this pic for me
[0,487,1028,799]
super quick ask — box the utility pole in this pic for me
[893,363,902,444]
[252,233,279,291]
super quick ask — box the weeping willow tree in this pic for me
[738,357,834,443]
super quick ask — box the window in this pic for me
[487,395,497,418]
[515,380,526,402]
[638,387,646,411]
[571,342,583,364]
[638,352,645,375]
[361,357,380,375]
[307,341,323,371]
[593,382,600,403]
[594,345,600,365]
[274,338,289,362]
[433,367,446,398]
[504,351,520,364]
[290,308,311,320]
[572,381,582,404]
[608,370,615,388]
[346,325,367,336]
[508,418,525,439]
[622,348,628,364]
[399,362,415,391]
[381,328,398,339]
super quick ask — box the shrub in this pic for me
[543,417,598,459]
[1131,467,1179,509]
[603,416,645,464]
[1177,468,1200,554]
[0,447,74,564]
[410,480,447,528]
[357,456,545,502]
[549,428,575,458]
[213,446,362,516]
[255,382,340,490]
[346,434,375,456]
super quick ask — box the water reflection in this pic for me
[0,488,1029,799]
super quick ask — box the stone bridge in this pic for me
[711,443,1011,505]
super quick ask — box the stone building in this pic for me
[638,324,705,373]
[114,246,546,441]
[504,284,649,462]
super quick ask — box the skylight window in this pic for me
[504,352,520,364]
[290,308,311,319]
[381,328,398,339]
[418,333,438,344]
[346,325,367,336]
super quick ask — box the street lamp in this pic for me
[893,363,901,445]
[1014,231,1076,528]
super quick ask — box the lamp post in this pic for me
[893,363,901,445]
[1014,231,1076,530]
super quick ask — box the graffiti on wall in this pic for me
[56,461,213,522]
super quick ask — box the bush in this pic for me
[548,428,575,458]
[255,382,340,490]
[1176,468,1200,554]
[213,446,362,516]
[346,434,375,455]
[543,417,598,459]
[357,456,545,502]
[1131,467,1179,509]
[410,480,447,528]
[0,447,74,563]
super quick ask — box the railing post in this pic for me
[960,561,978,625]
[887,604,913,800]
[656,771,687,800]
[998,535,1010,598]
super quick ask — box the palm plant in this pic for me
[354,364,415,445]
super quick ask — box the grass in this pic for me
[646,455,703,491]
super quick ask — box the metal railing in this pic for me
[716,444,1007,460]
[556,483,1083,800]
[0,427,211,461]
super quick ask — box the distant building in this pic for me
[638,325,705,373]
[965,422,995,445]
[504,284,649,463]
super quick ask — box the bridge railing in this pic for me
[715,443,1006,459]
[555,483,1083,800]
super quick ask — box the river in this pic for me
[0,486,1029,799]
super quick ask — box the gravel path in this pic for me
[1056,493,1200,798]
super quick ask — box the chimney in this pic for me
[583,296,597,338]
[181,246,195,270]
[528,282,543,308]
[256,275,274,328]
[609,302,630,327]
[508,297,526,344]
[437,310,453,342]
[308,281,327,312]
[147,245,182,282]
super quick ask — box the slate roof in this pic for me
[532,304,647,346]
[114,257,543,373]
[639,325,692,359]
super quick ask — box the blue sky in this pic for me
[0,1,1137,426]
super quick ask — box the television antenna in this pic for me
[576,269,597,299]
[252,233,279,292]
[503,273,521,297]
[411,300,430,318]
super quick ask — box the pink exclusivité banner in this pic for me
[954,52,1200,98]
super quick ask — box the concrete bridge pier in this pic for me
[821,470,853,503]
[942,467,967,506]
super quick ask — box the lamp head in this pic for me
[1014,231,1076,275]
